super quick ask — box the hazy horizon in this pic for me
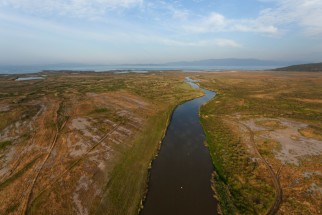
[1,0,322,65]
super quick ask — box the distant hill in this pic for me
[164,58,302,67]
[274,63,322,72]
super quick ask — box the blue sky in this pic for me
[0,0,322,65]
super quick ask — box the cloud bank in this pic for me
[184,0,322,35]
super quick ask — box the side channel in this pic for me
[140,77,218,215]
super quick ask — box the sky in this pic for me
[0,0,322,65]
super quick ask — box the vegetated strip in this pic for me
[94,109,174,215]
[0,155,42,190]
[0,140,12,150]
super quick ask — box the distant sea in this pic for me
[0,65,278,74]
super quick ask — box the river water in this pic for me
[140,78,218,215]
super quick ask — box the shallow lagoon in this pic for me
[16,77,44,81]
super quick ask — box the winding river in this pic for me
[141,78,218,215]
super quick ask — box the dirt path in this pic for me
[27,121,122,212]
[0,104,45,182]
[235,120,283,215]
[21,110,69,215]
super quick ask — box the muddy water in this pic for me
[141,78,218,215]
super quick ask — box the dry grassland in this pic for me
[195,71,322,214]
[0,71,202,215]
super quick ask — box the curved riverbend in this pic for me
[140,77,218,215]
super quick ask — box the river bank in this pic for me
[140,78,218,215]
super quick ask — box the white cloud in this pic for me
[257,0,322,35]
[161,38,241,48]
[145,1,190,20]
[207,13,226,28]
[183,12,279,34]
[0,10,241,49]
[214,39,242,47]
[184,0,322,35]
[172,8,189,19]
[0,0,143,17]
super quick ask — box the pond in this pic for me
[15,77,44,81]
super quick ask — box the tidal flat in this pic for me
[0,70,321,215]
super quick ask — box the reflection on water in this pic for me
[141,77,218,215]
[16,77,44,81]
[113,70,149,74]
[113,71,130,74]
[185,77,200,89]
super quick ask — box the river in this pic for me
[140,77,218,215]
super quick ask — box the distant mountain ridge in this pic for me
[163,58,303,67]
[274,62,322,72]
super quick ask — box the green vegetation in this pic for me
[4,203,19,215]
[91,107,109,114]
[95,110,172,215]
[0,155,42,190]
[199,85,267,214]
[274,62,322,72]
[298,125,322,141]
[201,114,274,214]
[0,140,12,150]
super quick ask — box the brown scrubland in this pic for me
[195,71,322,214]
[0,71,202,215]
[0,71,321,215]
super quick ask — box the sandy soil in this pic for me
[243,117,322,166]
[231,116,322,214]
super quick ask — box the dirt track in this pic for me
[236,121,283,215]
[22,112,69,215]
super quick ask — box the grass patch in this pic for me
[30,189,51,215]
[201,114,272,214]
[255,120,286,129]
[91,107,109,114]
[298,125,322,141]
[0,140,12,150]
[4,203,19,215]
[0,155,42,190]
